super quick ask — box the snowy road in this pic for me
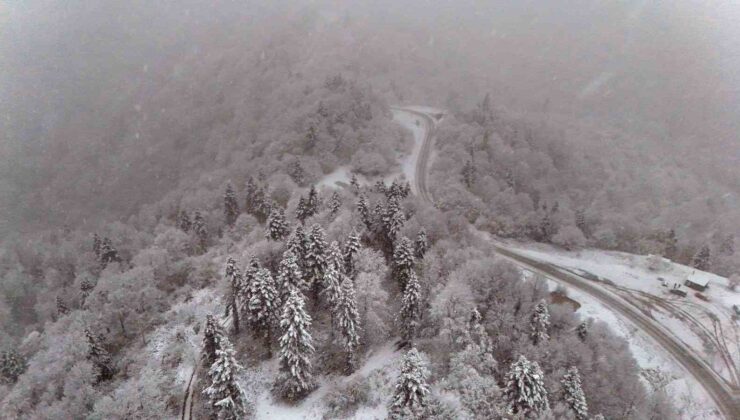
[400,107,740,420]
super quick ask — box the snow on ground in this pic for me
[527,271,722,419]
[507,241,739,388]
[250,342,401,420]
[318,166,352,189]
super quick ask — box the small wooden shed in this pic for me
[684,271,709,291]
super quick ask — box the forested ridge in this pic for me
[1,1,737,418]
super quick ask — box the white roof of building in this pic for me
[686,271,710,287]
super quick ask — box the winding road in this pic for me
[394,107,740,419]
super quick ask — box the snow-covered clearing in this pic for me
[250,342,401,419]
[512,242,740,419]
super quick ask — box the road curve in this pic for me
[402,106,740,419]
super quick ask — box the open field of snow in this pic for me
[512,241,740,390]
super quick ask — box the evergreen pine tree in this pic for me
[665,229,678,259]
[276,250,305,301]
[276,288,315,401]
[504,355,550,416]
[225,258,243,334]
[296,196,310,225]
[561,366,588,420]
[224,182,239,226]
[576,321,588,342]
[193,211,209,251]
[56,295,69,317]
[80,277,95,305]
[286,226,309,270]
[343,229,361,277]
[85,328,114,382]
[393,237,415,289]
[179,210,192,232]
[239,256,261,316]
[384,197,405,244]
[100,237,120,267]
[400,271,422,343]
[249,268,279,353]
[202,314,225,368]
[350,173,360,192]
[92,233,102,258]
[575,209,587,236]
[0,349,27,384]
[337,276,361,373]
[266,207,290,241]
[288,160,306,186]
[530,299,551,345]
[202,334,248,420]
[244,177,258,215]
[326,241,344,273]
[390,348,430,418]
[329,191,341,218]
[540,211,555,242]
[307,185,320,216]
[414,229,428,260]
[692,245,711,271]
[321,263,342,327]
[461,159,476,188]
[305,224,328,299]
[356,194,372,230]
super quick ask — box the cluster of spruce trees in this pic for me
[195,178,430,418]
[390,298,599,419]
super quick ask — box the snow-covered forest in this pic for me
[1,1,738,419]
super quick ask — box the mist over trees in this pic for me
[0,0,736,418]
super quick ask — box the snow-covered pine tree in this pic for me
[665,229,678,259]
[240,255,261,312]
[193,211,208,251]
[329,191,341,218]
[337,275,361,373]
[80,277,95,305]
[467,306,491,350]
[461,159,476,188]
[100,237,120,266]
[321,263,342,328]
[249,268,279,353]
[560,366,588,420]
[224,182,239,226]
[92,233,102,258]
[266,206,290,241]
[390,347,430,418]
[288,159,306,186]
[504,355,550,416]
[202,333,248,419]
[307,185,319,216]
[357,193,372,230]
[305,224,328,300]
[414,229,428,260]
[540,211,555,242]
[276,250,304,301]
[56,295,69,317]
[85,328,114,382]
[374,180,387,195]
[276,287,315,401]
[576,321,588,342]
[225,259,243,334]
[202,314,226,368]
[0,348,27,384]
[244,177,258,214]
[296,196,310,225]
[575,209,587,236]
[350,173,360,192]
[384,197,405,244]
[343,229,361,277]
[327,241,344,273]
[530,299,551,345]
[400,270,422,343]
[179,210,192,232]
[393,236,415,290]
[692,244,711,271]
